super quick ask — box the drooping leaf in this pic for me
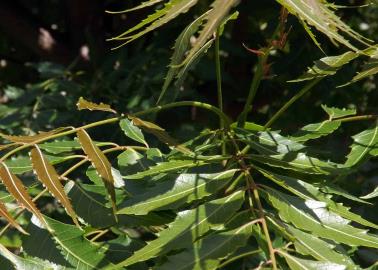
[287,225,356,268]
[110,0,199,48]
[0,163,46,227]
[76,97,116,114]
[113,190,244,268]
[344,126,378,167]
[290,51,359,82]
[30,146,79,227]
[321,104,357,120]
[360,186,378,200]
[0,200,27,234]
[263,188,378,248]
[0,127,70,144]
[119,118,148,147]
[117,170,237,214]
[276,0,369,51]
[156,221,254,270]
[44,216,113,269]
[128,115,191,154]
[0,243,57,270]
[290,120,341,142]
[278,250,346,270]
[76,129,116,214]
[123,159,207,179]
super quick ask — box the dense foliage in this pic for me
[0,0,377,269]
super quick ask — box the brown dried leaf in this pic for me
[77,97,116,114]
[30,146,80,227]
[0,127,70,144]
[0,163,46,226]
[76,129,117,215]
[129,116,192,154]
[0,200,28,234]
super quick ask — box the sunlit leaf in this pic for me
[76,129,116,215]
[0,163,46,227]
[30,146,79,227]
[76,97,116,114]
[114,190,244,268]
[117,170,237,214]
[119,118,148,147]
[0,200,27,234]
[321,104,356,120]
[0,127,70,144]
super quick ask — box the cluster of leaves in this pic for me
[0,0,377,269]
[0,98,376,269]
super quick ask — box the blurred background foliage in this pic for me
[0,0,377,265]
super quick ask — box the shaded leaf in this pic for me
[44,216,113,269]
[156,221,254,270]
[0,243,57,270]
[30,146,79,227]
[113,190,244,268]
[77,129,116,214]
[39,140,111,154]
[119,118,148,147]
[117,170,237,214]
[0,163,46,227]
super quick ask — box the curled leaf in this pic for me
[0,127,71,144]
[76,129,117,216]
[76,97,116,114]
[30,146,80,227]
[0,162,46,227]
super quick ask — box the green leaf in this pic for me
[39,140,111,154]
[156,221,254,270]
[275,0,369,51]
[111,0,199,48]
[65,181,116,228]
[119,118,148,147]
[263,188,378,248]
[117,169,237,214]
[44,216,113,269]
[113,190,244,268]
[159,12,208,103]
[321,105,357,120]
[259,169,378,230]
[76,97,116,114]
[360,186,378,200]
[290,120,341,142]
[117,149,143,167]
[124,160,207,179]
[290,52,359,82]
[344,126,378,167]
[287,225,356,268]
[0,243,57,270]
[106,0,164,14]
[182,0,239,66]
[235,128,305,154]
[278,250,346,270]
[249,152,340,175]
